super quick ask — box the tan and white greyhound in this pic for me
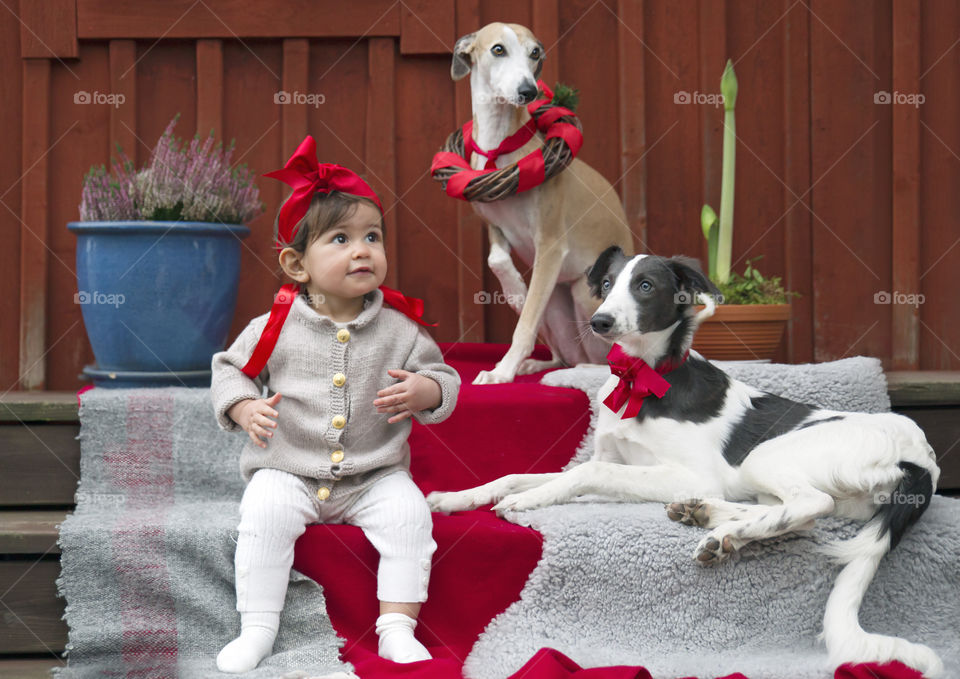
[452,22,634,384]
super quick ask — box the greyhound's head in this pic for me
[451,22,544,106]
[586,248,721,364]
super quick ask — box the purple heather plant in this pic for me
[80,115,264,224]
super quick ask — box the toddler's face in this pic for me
[299,202,387,303]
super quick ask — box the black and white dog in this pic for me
[428,249,942,676]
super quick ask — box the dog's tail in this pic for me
[820,462,941,676]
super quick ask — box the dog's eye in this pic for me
[639,280,653,292]
[491,44,506,56]
[601,279,611,292]
[530,47,541,60]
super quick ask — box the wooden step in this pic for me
[0,391,78,422]
[0,560,67,654]
[0,510,66,554]
[887,370,960,406]
[0,425,80,506]
[0,658,65,678]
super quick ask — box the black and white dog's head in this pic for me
[586,248,721,365]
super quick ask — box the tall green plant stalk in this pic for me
[716,59,738,284]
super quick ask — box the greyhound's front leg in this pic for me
[485,224,527,315]
[426,473,562,513]
[476,229,567,385]
[493,461,717,513]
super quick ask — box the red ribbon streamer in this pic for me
[240,285,435,379]
[602,344,685,419]
[264,135,383,249]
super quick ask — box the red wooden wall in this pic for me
[3,0,958,391]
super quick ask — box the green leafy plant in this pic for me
[701,61,793,305]
[549,82,579,111]
[715,257,795,305]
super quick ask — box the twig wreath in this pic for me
[430,81,584,202]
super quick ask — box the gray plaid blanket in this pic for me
[56,388,352,678]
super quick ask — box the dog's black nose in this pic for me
[517,81,538,104]
[591,313,614,335]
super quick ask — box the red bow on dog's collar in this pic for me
[603,344,686,419]
[240,284,435,379]
[264,135,383,249]
[463,117,538,170]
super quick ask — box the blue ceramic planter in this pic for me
[68,221,250,387]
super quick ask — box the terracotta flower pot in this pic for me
[692,303,791,361]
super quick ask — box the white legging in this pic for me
[234,468,436,612]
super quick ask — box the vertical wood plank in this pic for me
[532,0,559,87]
[366,37,398,290]
[455,0,485,342]
[281,39,309,159]
[108,40,136,163]
[19,59,51,390]
[698,0,725,256]
[399,0,454,55]
[809,0,891,362]
[0,6,23,389]
[783,1,814,363]
[196,39,224,138]
[618,0,647,252]
[891,0,921,369]
[19,0,78,58]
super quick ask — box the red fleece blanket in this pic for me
[292,343,923,679]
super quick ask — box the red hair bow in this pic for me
[264,135,383,248]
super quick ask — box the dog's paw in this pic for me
[517,358,562,376]
[426,490,477,513]
[492,490,550,514]
[694,534,736,565]
[666,500,710,527]
[473,369,513,385]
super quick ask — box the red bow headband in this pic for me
[264,135,383,249]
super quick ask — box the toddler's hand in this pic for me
[228,393,282,449]
[374,370,442,423]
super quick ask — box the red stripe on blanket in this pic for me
[107,393,179,678]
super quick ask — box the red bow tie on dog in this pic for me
[603,344,686,419]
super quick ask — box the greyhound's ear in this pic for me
[585,246,625,298]
[451,32,477,81]
[669,255,721,304]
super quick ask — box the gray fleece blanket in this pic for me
[56,388,352,679]
[464,357,960,679]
